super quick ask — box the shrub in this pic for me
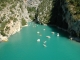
[27,7,36,13]
[10,17,14,20]
[13,18,17,22]
[0,7,3,11]
[1,3,6,7]
[10,4,16,9]
[10,9,14,14]
[21,18,27,26]
[5,26,10,31]
[1,30,6,36]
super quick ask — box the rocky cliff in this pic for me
[0,0,80,42]
[34,0,80,42]
[0,0,30,41]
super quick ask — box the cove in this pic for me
[0,22,80,60]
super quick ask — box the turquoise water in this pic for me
[0,22,80,60]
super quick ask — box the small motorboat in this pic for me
[44,41,47,43]
[37,32,40,34]
[57,33,59,36]
[37,39,40,42]
[43,44,47,47]
[70,37,72,40]
[51,32,54,34]
[46,36,51,38]
[43,29,46,30]
[40,34,42,36]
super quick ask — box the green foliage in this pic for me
[1,30,6,36]
[1,3,6,7]
[0,0,11,3]
[1,15,6,21]
[5,26,10,31]
[10,4,16,9]
[19,4,23,12]
[29,15,34,20]
[69,0,80,6]
[13,18,17,22]
[0,21,8,36]
[0,0,22,3]
[10,17,14,20]
[10,17,17,22]
[0,7,3,11]
[19,4,22,9]
[10,9,14,14]
[0,0,14,11]
[21,18,27,26]
[0,21,8,30]
[27,7,36,13]
[67,0,80,20]
[27,7,36,20]
[0,20,2,23]
[37,0,53,24]
[0,3,6,11]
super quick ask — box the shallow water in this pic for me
[0,22,80,60]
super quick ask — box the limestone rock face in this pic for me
[27,0,41,21]
[0,0,80,42]
[0,0,30,41]
[27,0,40,8]
[36,0,53,24]
[35,0,80,41]
[49,0,72,30]
[4,20,21,37]
[48,0,80,40]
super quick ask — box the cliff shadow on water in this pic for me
[48,0,75,39]
[31,0,80,42]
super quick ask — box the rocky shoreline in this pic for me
[45,22,80,42]
[50,24,80,42]
[57,26,80,42]
[0,0,30,42]
[0,23,28,42]
[0,35,8,42]
[0,0,80,43]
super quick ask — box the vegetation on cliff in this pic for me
[27,7,36,20]
[35,0,80,41]
[0,0,28,37]
[21,18,27,26]
[37,0,53,24]
[0,0,80,41]
[67,0,80,20]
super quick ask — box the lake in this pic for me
[0,22,80,60]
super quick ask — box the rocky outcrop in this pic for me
[49,0,69,29]
[35,0,53,24]
[27,0,40,8]
[4,20,21,37]
[49,0,80,41]
[0,0,80,42]
[0,0,30,41]
[27,0,40,20]
[34,0,80,42]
